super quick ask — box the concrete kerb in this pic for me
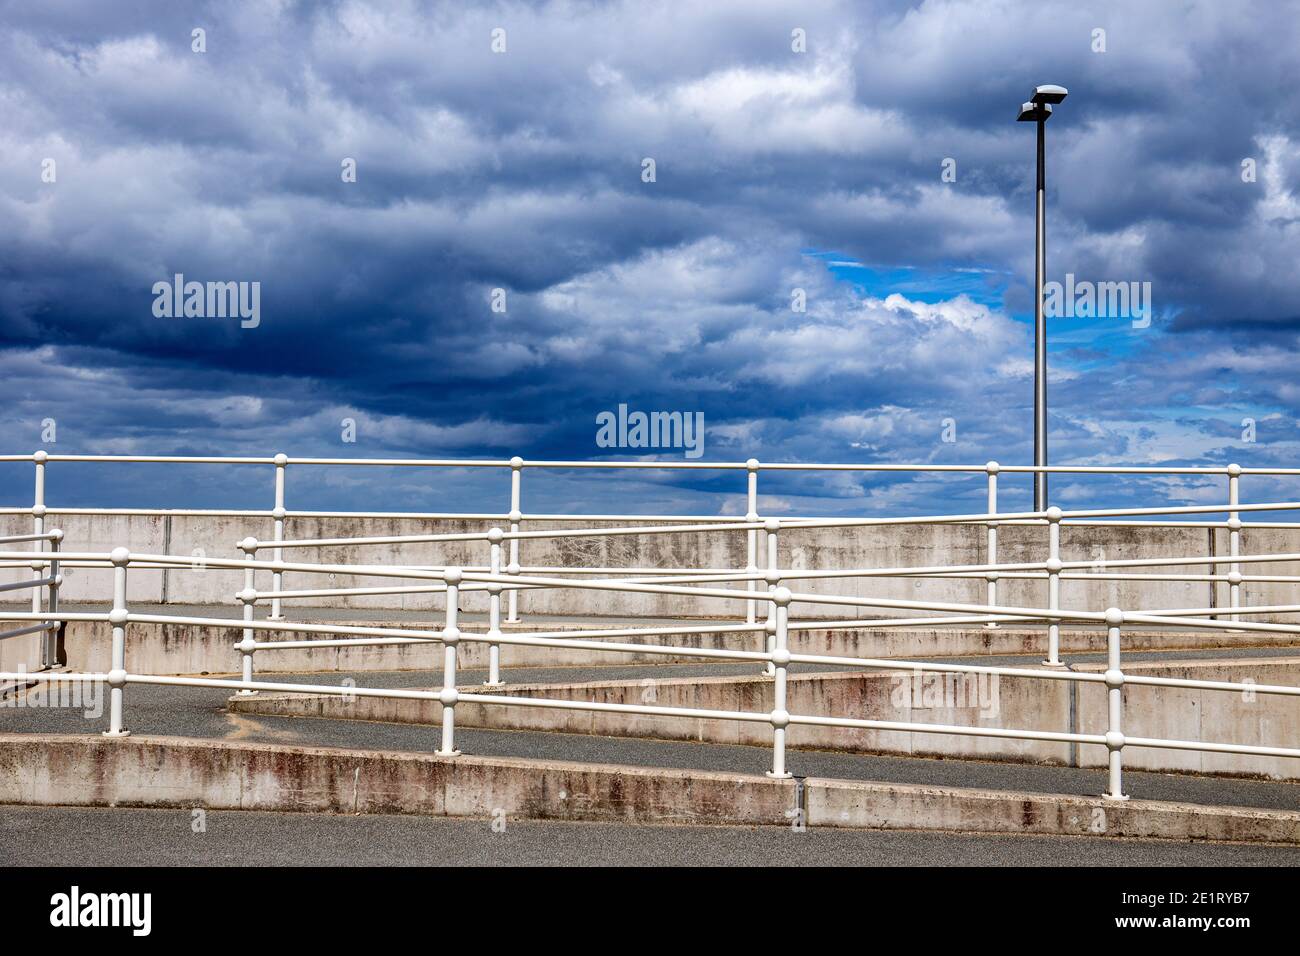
[2,733,1299,844]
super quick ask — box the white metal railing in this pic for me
[0,452,1288,630]
[4,545,1300,795]
[3,452,1300,799]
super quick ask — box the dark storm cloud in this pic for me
[0,0,1297,514]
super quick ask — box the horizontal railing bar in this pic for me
[0,612,113,623]
[1122,611,1300,635]
[125,613,773,662]
[787,713,1104,745]
[786,652,1106,683]
[0,622,57,641]
[0,532,61,544]
[11,452,1298,475]
[1122,674,1300,697]
[253,620,768,651]
[0,577,56,593]
[1122,736,1300,759]
[3,507,1298,529]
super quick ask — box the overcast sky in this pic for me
[1,0,1298,517]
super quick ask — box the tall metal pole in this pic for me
[1033,116,1048,512]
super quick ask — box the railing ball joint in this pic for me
[1226,517,1242,532]
[239,537,259,555]
[1226,462,1242,478]
[984,460,1000,475]
[30,504,45,519]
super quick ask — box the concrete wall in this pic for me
[5,513,1286,620]
[233,656,1300,782]
[7,733,1299,840]
[52,617,1288,677]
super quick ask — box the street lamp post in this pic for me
[1018,84,1068,512]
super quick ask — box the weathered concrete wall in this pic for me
[232,657,1300,781]
[3,733,1298,841]
[804,777,1300,843]
[5,513,1288,620]
[1075,657,1300,780]
[46,616,1291,677]
[0,733,793,825]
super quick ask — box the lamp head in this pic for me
[1017,100,1052,122]
[1031,84,1069,105]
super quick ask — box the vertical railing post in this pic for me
[484,529,504,686]
[1227,463,1241,625]
[269,453,287,621]
[762,518,780,676]
[985,461,1000,629]
[43,529,63,668]
[237,537,259,694]
[437,567,462,756]
[1043,506,1064,666]
[103,547,131,738]
[30,451,46,626]
[745,459,760,630]
[506,457,522,623]
[766,585,793,779]
[1103,607,1128,801]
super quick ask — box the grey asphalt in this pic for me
[3,805,1299,866]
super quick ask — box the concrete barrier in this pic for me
[230,657,1300,781]
[0,733,792,825]
[2,733,1297,842]
[805,778,1300,843]
[7,513,1286,619]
